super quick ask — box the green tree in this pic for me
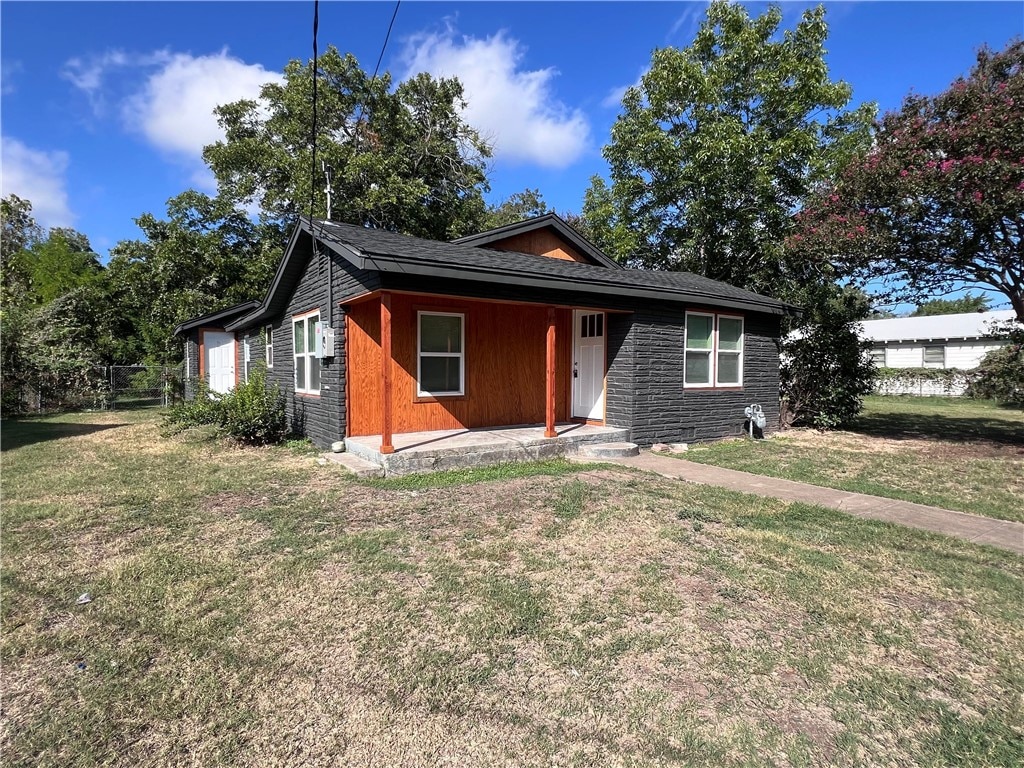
[24,227,102,305]
[910,294,991,317]
[483,189,550,229]
[105,191,285,364]
[205,48,492,240]
[583,1,874,294]
[792,40,1024,321]
[1,194,40,306]
[780,285,876,429]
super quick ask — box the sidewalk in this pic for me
[599,452,1024,555]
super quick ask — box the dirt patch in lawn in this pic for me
[778,428,1021,460]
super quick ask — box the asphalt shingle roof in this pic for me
[313,219,798,316]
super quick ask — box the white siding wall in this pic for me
[884,343,923,368]
[876,338,1008,396]
[945,339,1005,369]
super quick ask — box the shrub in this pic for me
[160,380,224,436]
[161,367,286,444]
[966,322,1024,405]
[780,287,876,430]
[219,366,286,445]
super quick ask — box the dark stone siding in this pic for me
[251,249,379,449]
[183,332,201,399]
[628,308,781,445]
[604,313,634,431]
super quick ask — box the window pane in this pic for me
[596,314,604,337]
[420,356,461,393]
[718,352,740,384]
[293,321,305,354]
[307,317,317,353]
[687,315,712,350]
[309,357,321,391]
[923,345,944,364]
[685,351,711,384]
[718,318,743,351]
[296,357,306,389]
[421,315,462,353]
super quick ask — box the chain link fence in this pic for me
[4,365,184,414]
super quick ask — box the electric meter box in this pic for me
[314,322,335,359]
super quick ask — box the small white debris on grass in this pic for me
[75,592,92,605]
[652,443,671,452]
[331,441,345,453]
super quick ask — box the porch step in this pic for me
[576,441,640,459]
[320,451,384,479]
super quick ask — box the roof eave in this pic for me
[365,255,797,316]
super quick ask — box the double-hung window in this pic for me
[684,312,744,388]
[293,311,321,394]
[417,311,464,396]
[870,347,886,366]
[684,313,715,387]
[265,325,274,368]
[923,344,945,367]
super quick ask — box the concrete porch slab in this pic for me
[345,423,629,476]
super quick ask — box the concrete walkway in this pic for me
[596,452,1024,555]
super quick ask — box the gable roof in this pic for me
[173,300,259,336]
[858,310,1018,343]
[451,213,624,270]
[222,218,800,331]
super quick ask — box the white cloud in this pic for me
[62,48,280,189]
[2,60,23,95]
[0,137,74,227]
[602,67,648,110]
[401,27,590,168]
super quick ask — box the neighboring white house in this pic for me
[859,310,1017,395]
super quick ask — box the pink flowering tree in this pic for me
[791,40,1024,321]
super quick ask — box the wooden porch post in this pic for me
[545,307,557,438]
[380,292,395,454]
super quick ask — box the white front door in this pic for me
[204,331,236,394]
[572,310,606,420]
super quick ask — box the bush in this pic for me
[966,326,1024,405]
[220,366,286,444]
[161,367,286,445]
[160,380,224,436]
[780,287,876,430]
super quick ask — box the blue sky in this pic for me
[2,1,1022,296]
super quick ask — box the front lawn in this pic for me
[684,396,1024,522]
[2,410,1023,767]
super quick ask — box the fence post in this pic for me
[109,366,116,410]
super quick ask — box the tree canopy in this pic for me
[204,47,492,241]
[104,190,286,364]
[582,1,874,298]
[910,294,991,317]
[791,40,1024,321]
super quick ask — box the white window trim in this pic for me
[265,324,274,368]
[715,315,744,388]
[293,310,320,395]
[417,311,465,397]
[684,311,716,389]
[242,335,251,383]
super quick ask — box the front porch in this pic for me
[343,422,629,476]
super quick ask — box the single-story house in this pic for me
[859,309,1017,395]
[175,214,798,458]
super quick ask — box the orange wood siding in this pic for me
[346,295,572,436]
[486,230,592,264]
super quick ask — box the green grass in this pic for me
[682,396,1024,522]
[2,409,1023,767]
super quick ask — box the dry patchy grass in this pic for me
[685,396,1024,522]
[2,410,1022,767]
